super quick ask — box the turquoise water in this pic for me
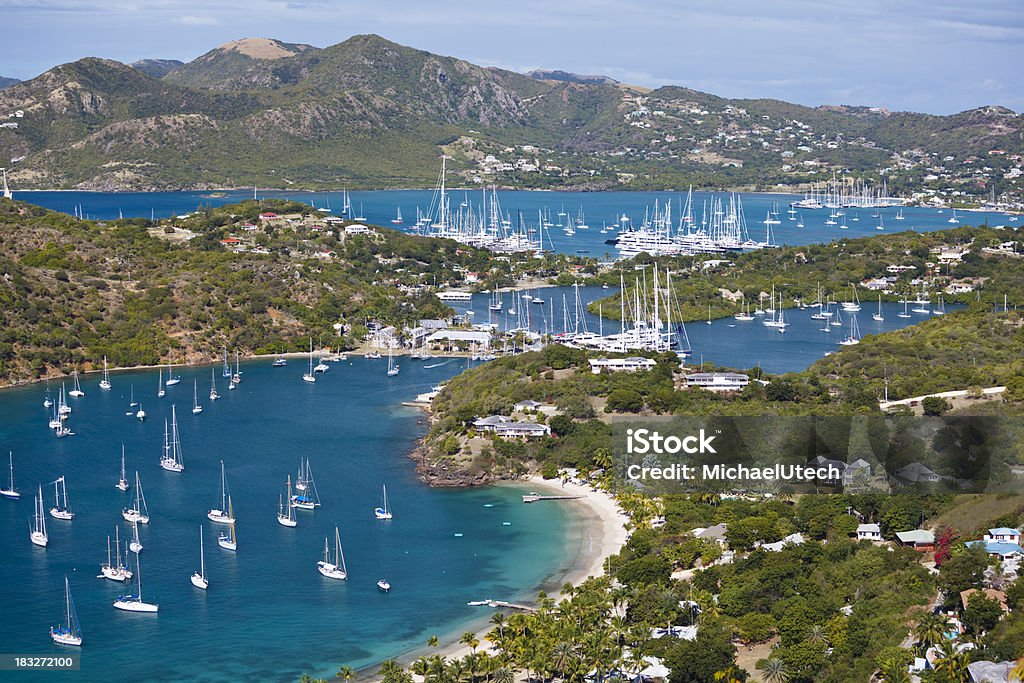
[0,359,573,681]
[15,190,1020,259]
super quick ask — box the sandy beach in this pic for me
[389,475,629,673]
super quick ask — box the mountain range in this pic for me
[0,34,1020,192]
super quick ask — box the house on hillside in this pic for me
[856,523,882,541]
[895,529,935,552]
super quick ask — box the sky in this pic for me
[1,0,1022,115]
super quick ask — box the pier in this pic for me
[522,493,583,503]
[468,599,537,613]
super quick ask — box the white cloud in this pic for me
[177,14,217,25]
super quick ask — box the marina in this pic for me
[13,189,1021,260]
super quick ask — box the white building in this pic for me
[856,523,882,541]
[685,372,749,392]
[589,357,657,374]
[472,415,550,439]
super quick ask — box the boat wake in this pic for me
[423,361,452,369]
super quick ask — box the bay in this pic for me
[0,359,574,681]
[14,189,1020,259]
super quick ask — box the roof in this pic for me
[426,330,492,343]
[686,372,749,381]
[895,529,935,545]
[693,523,728,540]
[847,458,872,470]
[857,523,880,533]
[966,540,1024,557]
[514,400,543,408]
[960,588,1008,611]
[966,660,1016,683]
[989,527,1020,536]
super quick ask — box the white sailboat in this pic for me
[387,346,400,377]
[159,407,185,472]
[377,579,391,592]
[277,476,297,527]
[317,527,348,580]
[839,314,861,346]
[68,370,85,397]
[129,385,137,407]
[303,338,316,383]
[232,351,242,385]
[391,206,403,224]
[733,299,754,321]
[895,208,905,220]
[190,526,209,590]
[217,501,237,551]
[947,208,959,224]
[113,552,158,612]
[164,355,180,386]
[873,295,884,322]
[291,458,321,510]
[489,290,503,312]
[209,368,220,401]
[116,448,130,491]
[876,214,885,231]
[99,356,112,390]
[1,451,19,500]
[374,483,393,520]
[50,577,83,646]
[933,295,946,315]
[157,371,165,399]
[49,476,74,520]
[222,348,232,378]
[101,527,132,582]
[208,461,235,524]
[191,379,203,415]
[842,284,861,312]
[897,297,911,318]
[44,381,53,408]
[129,519,143,554]
[30,485,48,547]
[122,472,150,524]
[135,401,146,421]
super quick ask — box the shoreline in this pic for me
[373,475,628,678]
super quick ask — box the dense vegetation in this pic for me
[0,197,588,383]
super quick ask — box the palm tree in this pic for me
[336,665,355,682]
[428,635,440,648]
[461,631,480,655]
[1010,657,1024,681]
[379,660,404,678]
[878,661,911,683]
[933,640,970,683]
[489,613,507,643]
[755,657,789,683]
[411,658,430,680]
[493,667,515,683]
[806,624,827,644]
[552,641,575,678]
[914,613,950,653]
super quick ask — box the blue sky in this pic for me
[1,0,1021,114]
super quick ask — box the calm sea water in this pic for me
[0,359,576,682]
[14,190,1020,259]
[454,284,960,374]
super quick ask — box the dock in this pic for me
[468,599,537,613]
[522,493,583,503]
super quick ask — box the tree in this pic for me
[937,544,990,596]
[606,388,644,413]
[664,622,739,683]
[962,593,1004,637]
[913,613,950,652]
[755,657,789,683]
[336,666,355,682]
[922,396,951,416]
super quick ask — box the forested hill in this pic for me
[0,34,1020,193]
[0,197,555,385]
